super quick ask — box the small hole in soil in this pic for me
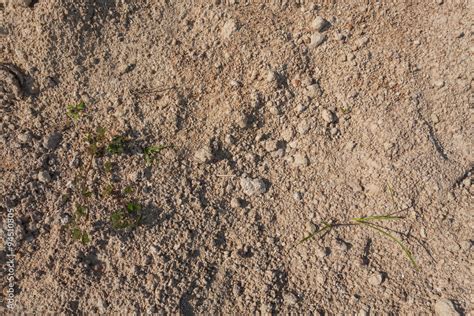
[29,0,39,8]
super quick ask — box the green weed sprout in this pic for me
[353,215,418,270]
[143,145,169,166]
[68,204,91,245]
[107,136,127,155]
[297,215,418,270]
[67,102,86,121]
[110,201,142,229]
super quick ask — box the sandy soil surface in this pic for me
[1,0,473,314]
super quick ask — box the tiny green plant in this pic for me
[75,204,88,218]
[65,102,149,243]
[143,145,169,166]
[107,136,127,155]
[353,216,417,269]
[341,106,352,114]
[297,215,418,270]
[123,185,134,195]
[71,227,91,245]
[68,204,91,245]
[110,201,142,229]
[67,102,86,121]
[86,127,107,156]
[104,161,113,173]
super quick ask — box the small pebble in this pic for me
[265,140,278,152]
[434,299,460,316]
[224,134,235,145]
[283,292,298,305]
[240,177,267,196]
[293,191,303,201]
[18,132,32,143]
[460,240,472,251]
[293,153,309,167]
[229,80,242,88]
[311,16,329,31]
[194,145,213,163]
[306,83,322,97]
[281,127,295,142]
[355,36,369,49]
[433,80,445,88]
[236,113,249,128]
[266,70,277,83]
[358,307,370,316]
[315,246,328,258]
[297,120,310,135]
[60,214,71,225]
[37,170,51,183]
[230,197,242,208]
[309,32,326,48]
[368,272,384,286]
[269,105,281,115]
[295,103,307,113]
[321,109,336,123]
[305,221,317,234]
[337,240,350,252]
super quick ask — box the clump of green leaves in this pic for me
[110,201,142,229]
[71,227,91,245]
[67,102,86,121]
[85,127,107,156]
[143,145,169,166]
[297,215,418,270]
[68,204,91,245]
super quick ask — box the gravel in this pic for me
[3,1,471,314]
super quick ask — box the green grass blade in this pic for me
[294,222,333,247]
[352,215,402,222]
[358,221,418,270]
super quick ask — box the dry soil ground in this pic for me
[1,0,473,314]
